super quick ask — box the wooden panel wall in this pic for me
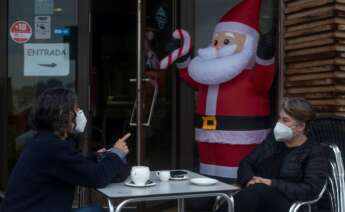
[283,0,345,115]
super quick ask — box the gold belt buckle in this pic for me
[202,116,217,130]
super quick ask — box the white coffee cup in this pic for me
[156,170,171,182]
[131,166,150,186]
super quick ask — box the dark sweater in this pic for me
[238,133,328,201]
[255,145,297,179]
[1,131,129,212]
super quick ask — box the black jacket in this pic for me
[238,133,328,201]
[1,131,129,212]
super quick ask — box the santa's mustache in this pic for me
[198,45,237,60]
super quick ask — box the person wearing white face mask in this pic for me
[1,88,131,212]
[74,109,88,133]
[217,97,328,212]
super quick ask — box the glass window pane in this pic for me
[7,0,78,171]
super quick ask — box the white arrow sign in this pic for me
[24,43,70,76]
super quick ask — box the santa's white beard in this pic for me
[188,36,256,85]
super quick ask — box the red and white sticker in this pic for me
[10,21,32,44]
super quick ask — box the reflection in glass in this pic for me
[7,0,78,171]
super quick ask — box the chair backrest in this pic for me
[309,115,345,165]
[324,145,342,212]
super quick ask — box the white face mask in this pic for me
[74,110,87,133]
[273,122,293,142]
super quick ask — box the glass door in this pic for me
[141,0,177,168]
[1,0,91,189]
[90,0,177,170]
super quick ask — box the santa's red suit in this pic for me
[179,59,274,179]
[175,0,275,179]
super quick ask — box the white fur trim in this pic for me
[195,128,270,145]
[200,163,238,178]
[205,85,219,115]
[215,22,259,39]
[256,56,275,66]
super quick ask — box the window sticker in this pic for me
[10,21,32,44]
[24,43,70,76]
[35,16,51,39]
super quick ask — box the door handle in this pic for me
[129,78,158,127]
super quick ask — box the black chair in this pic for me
[288,142,342,212]
[308,115,345,164]
[307,115,345,212]
[289,180,328,212]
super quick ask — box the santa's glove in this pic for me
[257,29,275,60]
[159,29,192,69]
[165,39,191,63]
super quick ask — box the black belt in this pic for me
[195,115,272,130]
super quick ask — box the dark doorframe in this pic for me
[77,0,92,206]
[171,0,178,169]
[178,0,196,170]
[278,0,285,104]
[78,0,92,156]
[0,0,8,189]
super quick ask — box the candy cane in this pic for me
[159,29,192,70]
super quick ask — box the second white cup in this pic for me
[156,170,171,182]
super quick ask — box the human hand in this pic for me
[246,176,262,187]
[254,176,272,186]
[113,133,131,155]
[246,178,256,187]
[96,148,108,154]
[246,176,272,187]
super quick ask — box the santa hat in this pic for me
[214,0,261,39]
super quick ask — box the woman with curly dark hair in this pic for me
[1,88,130,212]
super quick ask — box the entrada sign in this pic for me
[24,43,70,76]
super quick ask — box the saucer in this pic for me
[190,177,218,186]
[170,175,189,181]
[124,180,156,187]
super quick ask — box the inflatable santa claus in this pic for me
[162,0,275,181]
